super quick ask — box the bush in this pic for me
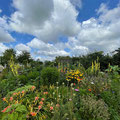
[79,96,110,120]
[41,67,59,86]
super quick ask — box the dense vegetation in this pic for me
[0,48,120,120]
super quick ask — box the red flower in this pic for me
[31,86,36,90]
[21,90,25,94]
[1,106,11,113]
[50,106,53,110]
[10,97,13,101]
[73,83,76,86]
[88,89,91,92]
[39,101,43,105]
[30,112,37,116]
[35,97,39,101]
[38,105,42,110]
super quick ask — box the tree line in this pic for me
[0,48,120,71]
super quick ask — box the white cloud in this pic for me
[2,0,119,61]
[10,0,53,34]
[0,27,15,43]
[0,43,9,56]
[97,3,120,23]
[15,44,31,55]
[10,0,80,43]
[67,4,120,54]
[27,38,69,60]
[70,0,82,9]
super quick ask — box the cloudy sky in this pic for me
[0,0,120,61]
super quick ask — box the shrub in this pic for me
[18,74,28,85]
[41,67,59,86]
[79,95,110,120]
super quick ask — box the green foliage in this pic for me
[41,67,59,86]
[2,48,16,66]
[1,104,27,120]
[79,95,110,120]
[17,51,32,66]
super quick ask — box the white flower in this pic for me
[91,82,94,84]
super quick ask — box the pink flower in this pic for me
[35,97,39,101]
[13,93,17,96]
[75,89,79,92]
[10,97,13,101]
[41,98,45,101]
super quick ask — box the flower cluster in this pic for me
[66,69,84,82]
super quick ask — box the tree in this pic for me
[17,51,32,66]
[113,48,120,67]
[2,49,16,66]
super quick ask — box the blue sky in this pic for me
[0,0,120,61]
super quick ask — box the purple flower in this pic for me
[75,89,79,91]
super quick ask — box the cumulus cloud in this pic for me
[10,0,53,33]
[1,0,119,61]
[70,0,82,9]
[68,3,120,54]
[15,43,31,55]
[10,0,80,42]
[0,16,15,43]
[27,38,69,60]
[0,27,15,43]
[0,43,9,56]
[15,43,31,52]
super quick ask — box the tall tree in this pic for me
[17,51,32,66]
[2,48,16,66]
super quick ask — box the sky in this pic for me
[0,0,120,61]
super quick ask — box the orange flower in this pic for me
[21,90,25,94]
[88,89,91,92]
[39,101,43,105]
[30,112,37,116]
[50,106,53,110]
[35,97,39,101]
[31,86,36,90]
[10,97,13,101]
[43,92,48,95]
[41,98,45,101]
[38,105,42,110]
[2,97,6,101]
